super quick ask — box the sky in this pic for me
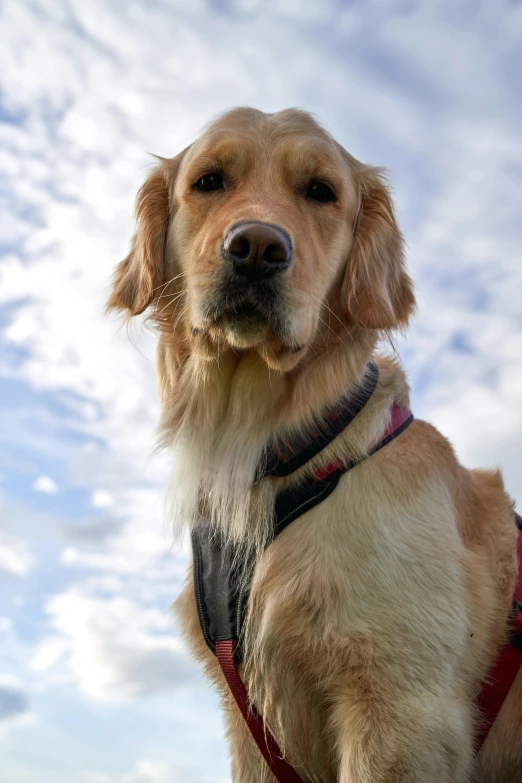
[0,1,521,781]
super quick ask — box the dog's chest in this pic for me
[243,469,468,688]
[180,464,471,781]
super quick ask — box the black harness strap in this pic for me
[261,361,379,478]
[274,407,413,537]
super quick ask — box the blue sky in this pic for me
[1,1,522,781]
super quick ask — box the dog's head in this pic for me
[108,108,414,372]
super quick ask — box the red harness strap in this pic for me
[216,640,305,783]
[312,405,413,483]
[475,529,522,753]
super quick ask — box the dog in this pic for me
[107,108,521,782]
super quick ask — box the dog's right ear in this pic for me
[107,152,186,316]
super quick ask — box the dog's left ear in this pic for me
[343,166,415,331]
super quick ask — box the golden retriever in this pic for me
[107,108,521,782]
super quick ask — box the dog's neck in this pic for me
[162,333,377,553]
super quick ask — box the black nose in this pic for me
[222,222,292,280]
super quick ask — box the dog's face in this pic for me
[170,108,360,365]
[108,108,414,371]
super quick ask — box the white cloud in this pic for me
[60,547,79,564]
[82,761,177,783]
[0,532,35,577]
[90,490,114,509]
[33,475,59,494]
[32,582,197,701]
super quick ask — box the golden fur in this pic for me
[108,108,521,782]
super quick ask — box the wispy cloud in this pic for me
[0,531,35,576]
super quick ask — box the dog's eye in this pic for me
[306,180,336,203]
[196,173,224,192]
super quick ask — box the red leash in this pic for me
[216,640,305,783]
[475,529,522,752]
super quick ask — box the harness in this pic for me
[191,362,522,782]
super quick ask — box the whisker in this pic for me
[308,293,360,353]
[155,290,187,318]
[136,271,188,309]
[263,343,278,390]
[308,293,354,341]
[153,290,187,308]
[174,302,191,329]
[316,313,355,353]
[137,279,170,309]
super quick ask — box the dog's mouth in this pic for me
[213,299,273,347]
[200,279,286,347]
[220,302,268,333]
[193,276,308,369]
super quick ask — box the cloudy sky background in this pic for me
[1,1,521,781]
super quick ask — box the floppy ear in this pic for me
[343,166,415,331]
[107,163,171,316]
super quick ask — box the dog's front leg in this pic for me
[223,699,276,783]
[330,682,475,782]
